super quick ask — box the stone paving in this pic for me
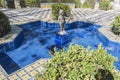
[0,8,52,25]
[0,65,8,80]
[0,8,120,80]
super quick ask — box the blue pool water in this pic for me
[0,21,120,74]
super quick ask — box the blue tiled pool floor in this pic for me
[7,38,51,67]
[0,24,120,74]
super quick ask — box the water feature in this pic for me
[0,21,120,74]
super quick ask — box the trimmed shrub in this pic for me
[86,0,95,9]
[24,0,40,7]
[0,11,11,38]
[52,3,70,20]
[112,15,120,35]
[40,44,118,80]
[82,2,89,8]
[75,0,81,8]
[0,0,7,7]
[99,0,112,10]
[82,0,95,8]
[41,0,75,3]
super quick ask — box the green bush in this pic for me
[52,3,70,20]
[99,0,112,10]
[82,2,89,8]
[112,15,120,35]
[86,0,95,9]
[0,11,11,38]
[82,0,95,8]
[41,0,75,3]
[0,0,7,7]
[24,0,40,7]
[41,44,118,80]
[75,0,81,8]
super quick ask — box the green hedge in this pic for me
[99,0,112,10]
[0,0,7,7]
[82,0,95,8]
[112,15,120,35]
[86,0,95,9]
[41,0,75,3]
[0,11,11,38]
[38,44,119,80]
[52,3,70,20]
[82,2,89,8]
[24,0,40,7]
[75,0,81,8]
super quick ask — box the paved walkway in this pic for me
[0,8,120,25]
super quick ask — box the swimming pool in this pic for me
[0,21,120,74]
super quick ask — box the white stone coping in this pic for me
[8,58,50,75]
[0,25,23,44]
[0,65,8,76]
[98,24,120,43]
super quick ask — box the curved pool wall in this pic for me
[0,20,120,74]
[0,30,25,53]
